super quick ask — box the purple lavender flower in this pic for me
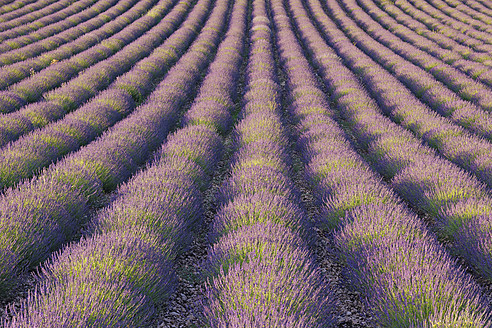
[203,223,333,328]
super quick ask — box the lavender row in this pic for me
[319,0,492,189]
[0,0,66,27]
[0,0,143,66]
[0,0,181,145]
[2,0,246,323]
[444,0,492,14]
[0,0,99,43]
[181,0,248,134]
[398,0,492,45]
[429,0,492,42]
[358,0,492,75]
[281,0,491,325]
[0,0,156,83]
[302,0,492,294]
[407,0,492,34]
[346,0,492,138]
[422,0,492,31]
[365,0,492,60]
[0,0,116,54]
[473,0,492,11]
[0,0,222,300]
[370,0,492,55]
[91,0,249,254]
[0,0,15,10]
[0,0,41,17]
[328,0,492,118]
[0,0,204,190]
[442,0,492,22]
[0,0,180,113]
[0,0,61,21]
[386,0,492,51]
[345,0,492,100]
[201,0,333,326]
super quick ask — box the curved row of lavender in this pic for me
[0,0,217,300]
[418,0,492,32]
[0,0,177,145]
[411,0,492,56]
[0,0,116,54]
[305,0,492,284]
[388,0,492,39]
[0,0,179,116]
[387,0,492,53]
[200,0,333,326]
[436,0,492,23]
[0,0,159,90]
[1,0,248,323]
[357,0,492,60]
[299,0,492,299]
[0,0,69,30]
[315,1,492,194]
[0,0,100,44]
[336,0,492,124]
[331,0,492,144]
[354,0,492,81]
[275,0,490,325]
[411,0,492,33]
[0,0,198,188]
[460,0,492,14]
[0,0,47,18]
[398,0,492,45]
[0,0,143,66]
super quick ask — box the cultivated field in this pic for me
[1,0,492,326]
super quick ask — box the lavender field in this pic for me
[2,0,492,326]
